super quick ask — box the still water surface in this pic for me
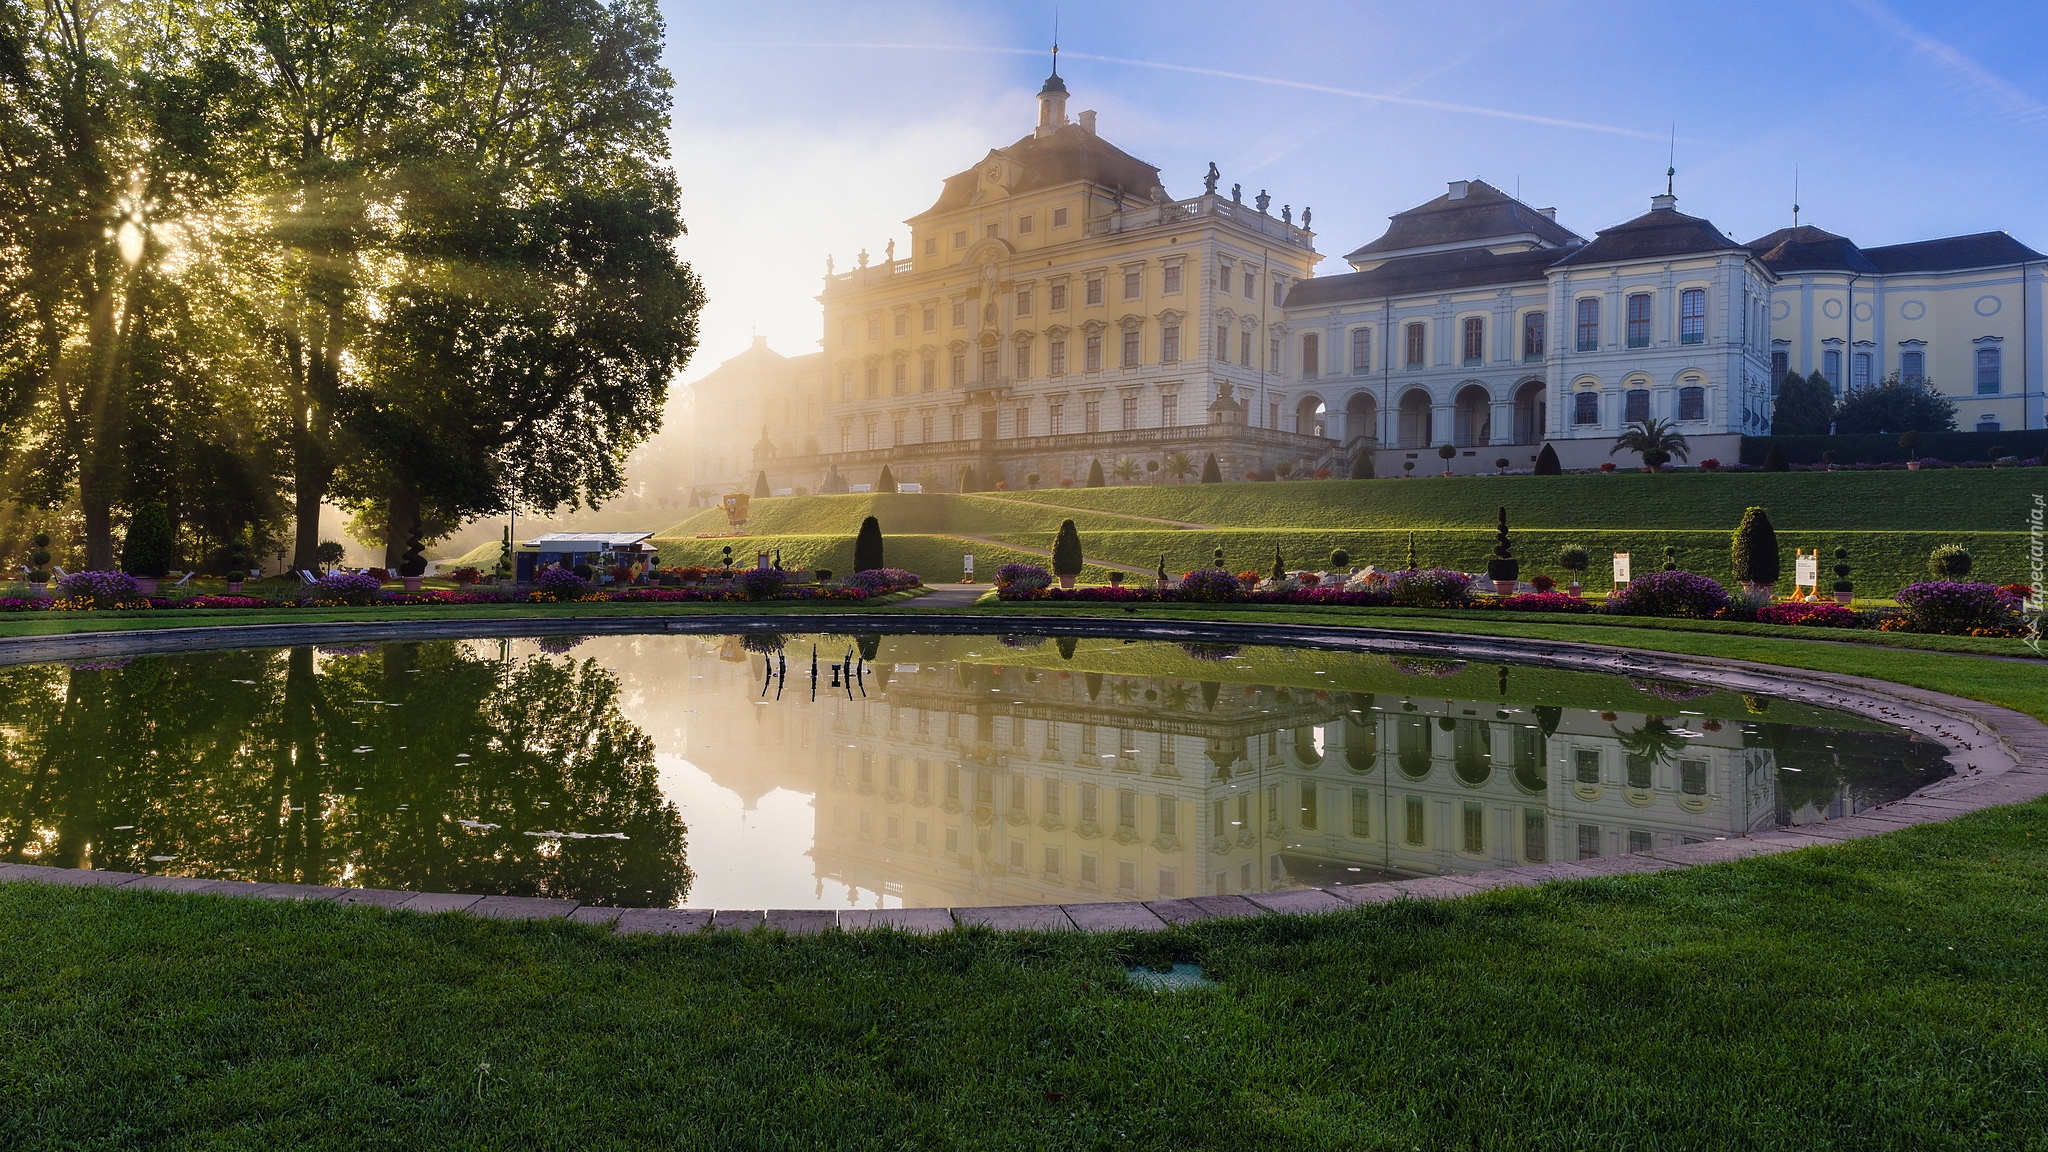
[0,633,1951,908]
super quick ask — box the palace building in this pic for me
[686,70,2044,495]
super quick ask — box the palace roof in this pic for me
[1283,247,1562,307]
[911,123,1166,220]
[1343,179,1582,264]
[1747,225,1881,274]
[1549,201,1749,267]
[1862,231,2044,273]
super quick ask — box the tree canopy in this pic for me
[1833,374,1958,435]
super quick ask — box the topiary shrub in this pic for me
[1895,581,2018,635]
[1051,519,1083,579]
[1200,453,1222,484]
[1389,568,1471,608]
[1485,506,1518,583]
[26,532,51,582]
[1533,444,1561,475]
[1330,549,1349,569]
[1928,544,1973,579]
[1762,444,1788,472]
[876,465,897,493]
[1557,544,1590,580]
[754,470,770,499]
[1832,547,1852,596]
[120,502,175,578]
[853,515,885,572]
[398,522,427,578]
[1349,449,1374,479]
[1606,569,1729,618]
[1730,506,1780,587]
[1085,459,1105,488]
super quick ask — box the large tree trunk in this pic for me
[381,485,418,571]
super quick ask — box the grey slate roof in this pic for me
[1863,231,2044,273]
[1748,225,1880,274]
[1283,247,1562,307]
[1344,179,1582,262]
[912,124,1165,220]
[1549,204,1748,267]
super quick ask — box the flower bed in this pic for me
[1895,581,2021,636]
[1606,570,1730,619]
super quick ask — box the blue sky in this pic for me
[661,0,2048,386]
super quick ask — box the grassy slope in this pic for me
[3,610,2048,1146]
[981,470,2038,531]
[646,533,1129,583]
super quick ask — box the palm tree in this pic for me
[1112,456,1141,484]
[1162,450,1196,483]
[1611,417,1690,472]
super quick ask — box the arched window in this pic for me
[1397,715,1433,779]
[1398,390,1433,448]
[1678,386,1705,421]
[1573,391,1600,425]
[1626,293,1652,348]
[1624,388,1651,423]
[1575,298,1600,351]
[1679,288,1706,344]
[1300,332,1320,379]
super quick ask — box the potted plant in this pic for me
[1485,506,1518,594]
[1108,572,1125,587]
[1831,547,1854,605]
[1557,544,1590,597]
[25,532,51,595]
[1051,519,1084,589]
[121,501,174,594]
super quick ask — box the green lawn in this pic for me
[3,607,2048,1147]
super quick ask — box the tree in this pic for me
[1200,453,1221,484]
[874,464,895,493]
[1111,456,1140,484]
[1085,458,1105,488]
[1486,506,1517,584]
[853,515,883,572]
[1730,506,1780,587]
[1349,446,1374,479]
[1833,374,1958,435]
[1050,519,1083,580]
[1533,443,1561,475]
[1436,443,1456,474]
[1773,370,1835,436]
[1611,417,1689,471]
[1762,443,1789,471]
[1162,450,1195,483]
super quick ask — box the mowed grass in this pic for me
[648,532,1131,582]
[3,801,2045,1149]
[981,469,2040,531]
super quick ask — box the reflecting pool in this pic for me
[0,633,1952,908]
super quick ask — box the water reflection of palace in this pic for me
[661,636,1881,910]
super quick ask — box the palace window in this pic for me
[1122,395,1138,428]
[1161,322,1181,363]
[1523,810,1546,862]
[1977,346,2002,394]
[1522,312,1545,361]
[1217,258,1232,289]
[1269,335,1282,373]
[1049,337,1067,375]
[894,310,908,338]
[867,316,881,341]
[950,301,966,327]
[1049,402,1064,435]
[1462,317,1483,365]
[1084,332,1103,371]
[1350,789,1371,838]
[1014,343,1031,378]
[1123,268,1142,300]
[1822,349,1841,389]
[1462,803,1483,854]
[1084,398,1101,432]
[1085,274,1104,307]
[922,304,936,332]
[949,351,965,387]
[1216,324,1229,361]
[985,223,998,239]
[1049,281,1067,311]
[1273,275,1285,303]
[1577,824,1601,860]
[1575,748,1600,784]
[1678,385,1705,421]
[1572,391,1599,425]
[1239,329,1252,367]
[921,356,935,391]
[1771,349,1789,382]
[1901,349,1925,384]
[1576,298,1600,351]
[1015,287,1032,317]
[1161,393,1177,426]
[980,347,998,382]
[951,412,963,439]
[839,371,852,401]
[1624,388,1650,423]
[1853,351,1873,389]
[1404,797,1425,845]
[1351,327,1371,374]
[1242,268,1256,299]
[1051,206,1069,228]
[1121,327,1140,368]
[952,229,966,248]
[1015,406,1028,437]
[1679,288,1705,344]
[1680,760,1707,796]
[1162,261,1183,294]
[1626,293,1652,348]
[1017,214,1033,234]
[1298,331,1320,379]
[891,416,904,445]
[920,414,933,442]
[864,417,878,449]
[891,362,906,394]
[1405,322,1425,368]
[864,366,879,397]
[923,237,935,256]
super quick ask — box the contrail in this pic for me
[1841,0,2048,128]
[710,41,1671,141]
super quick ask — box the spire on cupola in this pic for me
[1036,38,1068,137]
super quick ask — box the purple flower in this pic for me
[54,570,144,609]
[994,563,1052,599]
[1895,581,2019,635]
[1388,568,1471,608]
[1175,568,1244,603]
[1606,570,1729,618]
[530,569,590,602]
[842,568,920,594]
[303,571,387,607]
